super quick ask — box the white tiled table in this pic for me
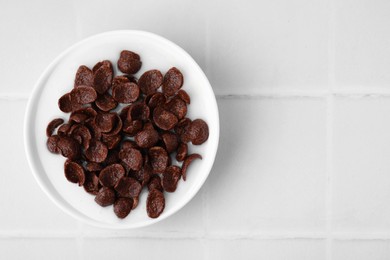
[1,0,390,259]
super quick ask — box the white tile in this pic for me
[208,239,326,260]
[333,98,390,232]
[0,0,332,96]
[208,0,329,94]
[333,240,390,260]
[83,187,205,235]
[0,0,78,95]
[206,98,327,233]
[74,0,208,72]
[334,0,390,88]
[83,238,205,260]
[0,238,79,260]
[0,100,79,232]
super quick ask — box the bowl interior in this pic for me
[24,31,219,229]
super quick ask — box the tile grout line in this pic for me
[326,0,336,258]
[5,91,390,102]
[0,93,30,100]
[203,14,211,260]
[0,231,325,240]
[3,230,390,240]
[325,95,334,260]
[332,233,390,240]
[76,221,84,260]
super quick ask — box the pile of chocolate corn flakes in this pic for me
[46,50,209,219]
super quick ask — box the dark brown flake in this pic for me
[117,50,142,74]
[138,70,163,95]
[85,140,108,163]
[162,67,183,96]
[114,197,133,218]
[114,177,142,198]
[148,146,168,173]
[162,165,181,192]
[99,164,125,188]
[146,189,165,218]
[46,118,64,137]
[74,65,94,88]
[64,161,85,186]
[181,153,202,181]
[95,187,116,207]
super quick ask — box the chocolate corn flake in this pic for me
[93,60,113,94]
[138,69,163,95]
[181,153,202,181]
[119,147,143,171]
[162,67,183,97]
[135,128,159,149]
[148,146,168,173]
[117,50,142,74]
[175,142,188,162]
[58,93,81,113]
[99,163,125,188]
[74,65,94,88]
[46,118,64,137]
[114,177,142,198]
[161,132,178,154]
[64,161,85,186]
[114,197,133,219]
[177,89,190,104]
[95,187,116,207]
[70,85,97,105]
[85,162,103,172]
[165,96,187,120]
[83,171,99,195]
[85,140,108,163]
[95,93,118,112]
[47,135,61,154]
[57,136,81,160]
[162,165,181,192]
[95,112,116,133]
[112,81,140,104]
[147,189,165,219]
[188,119,209,145]
[153,107,178,131]
[147,174,163,192]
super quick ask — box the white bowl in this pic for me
[24,30,219,229]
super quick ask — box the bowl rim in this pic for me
[23,30,219,229]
